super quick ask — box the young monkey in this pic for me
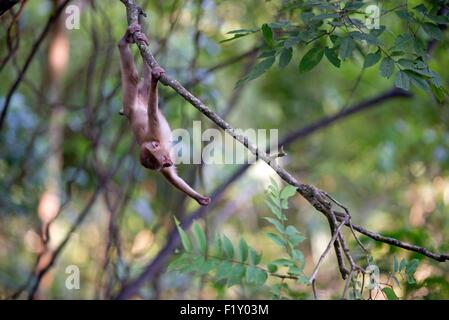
[118,23,210,206]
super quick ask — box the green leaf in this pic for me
[265,199,283,220]
[297,274,310,285]
[269,178,279,191]
[379,57,395,78]
[188,256,206,273]
[288,265,302,276]
[395,10,414,22]
[263,217,285,234]
[192,221,207,254]
[174,217,192,252]
[279,47,293,68]
[382,287,398,300]
[259,50,276,58]
[338,37,354,60]
[266,232,285,247]
[394,34,413,51]
[395,71,410,90]
[197,260,215,275]
[349,31,380,45]
[285,225,306,245]
[168,253,190,272]
[413,4,428,15]
[212,234,223,257]
[249,248,262,265]
[399,258,407,272]
[370,25,386,37]
[284,36,301,48]
[363,50,381,68]
[246,266,268,286]
[270,258,295,267]
[223,235,234,259]
[406,273,416,284]
[227,264,246,287]
[393,256,399,273]
[261,24,274,47]
[238,238,249,262]
[280,185,297,201]
[221,28,258,43]
[413,38,427,57]
[422,23,443,40]
[406,259,420,274]
[324,47,341,68]
[406,71,431,92]
[267,263,278,273]
[292,249,305,269]
[227,28,258,35]
[299,46,324,73]
[216,261,232,280]
[246,57,275,81]
[430,83,446,102]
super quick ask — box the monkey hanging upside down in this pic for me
[118,23,210,206]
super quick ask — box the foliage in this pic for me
[225,0,448,101]
[169,182,308,299]
[349,256,420,300]
[170,182,422,300]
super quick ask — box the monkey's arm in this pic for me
[161,167,210,206]
[146,67,165,137]
[138,60,152,98]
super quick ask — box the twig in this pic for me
[340,218,449,262]
[309,217,349,283]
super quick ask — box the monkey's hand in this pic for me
[151,66,165,82]
[122,23,149,45]
[196,195,211,206]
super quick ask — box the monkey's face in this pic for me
[140,141,173,170]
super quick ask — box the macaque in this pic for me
[118,23,210,206]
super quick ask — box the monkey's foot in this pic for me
[196,195,211,206]
[127,22,141,34]
[124,23,149,45]
[151,66,165,81]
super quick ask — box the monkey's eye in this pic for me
[151,141,160,149]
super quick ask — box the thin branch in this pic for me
[280,87,412,147]
[309,217,349,283]
[0,0,20,16]
[338,217,449,262]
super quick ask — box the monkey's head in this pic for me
[140,141,173,170]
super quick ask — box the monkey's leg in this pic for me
[117,23,148,116]
[118,40,139,116]
[161,167,210,206]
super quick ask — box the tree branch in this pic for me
[0,0,20,17]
